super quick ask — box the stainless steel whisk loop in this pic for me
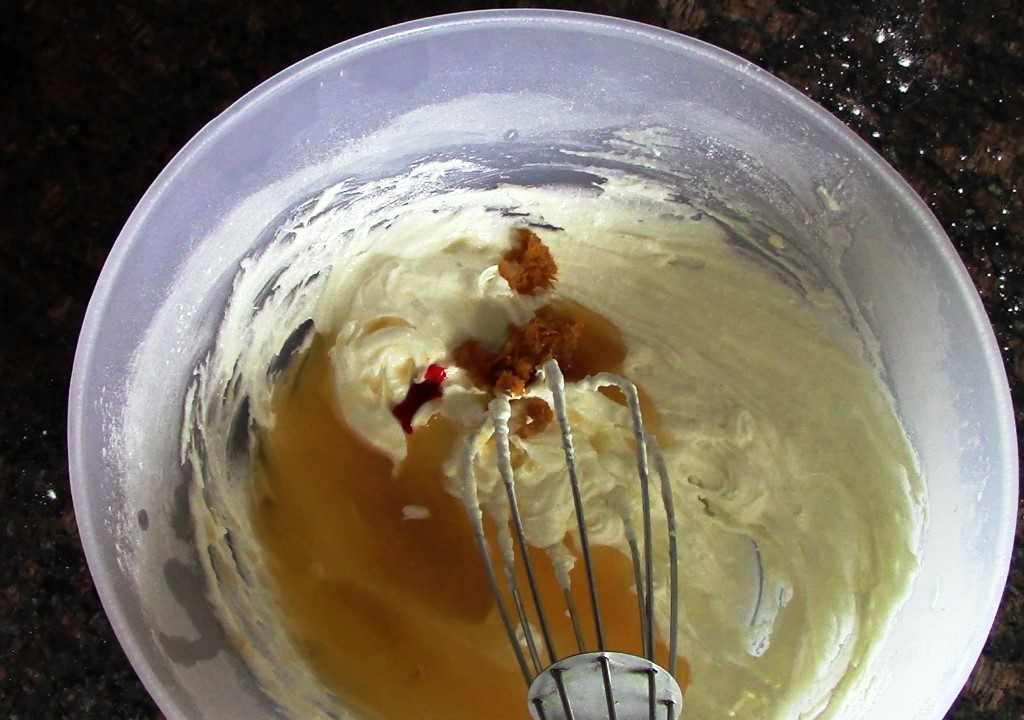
[459,359,683,720]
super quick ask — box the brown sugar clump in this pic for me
[452,305,583,397]
[452,229,576,404]
[451,339,500,390]
[499,228,558,295]
[513,397,554,438]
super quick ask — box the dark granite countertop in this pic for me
[1,1,1021,718]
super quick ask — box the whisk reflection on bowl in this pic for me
[459,359,684,720]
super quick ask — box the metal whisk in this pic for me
[459,359,683,720]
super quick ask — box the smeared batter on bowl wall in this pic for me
[183,165,925,720]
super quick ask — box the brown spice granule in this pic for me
[452,305,582,397]
[513,397,554,438]
[499,228,558,295]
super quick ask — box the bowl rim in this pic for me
[68,8,1018,719]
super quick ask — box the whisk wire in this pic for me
[545,359,607,653]
[617,381,658,663]
[562,587,587,653]
[512,585,544,674]
[457,424,533,684]
[552,669,575,720]
[565,364,659,663]
[622,523,649,661]
[598,655,618,720]
[646,667,657,720]
[492,395,559,666]
[649,433,679,676]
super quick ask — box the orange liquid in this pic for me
[252,305,686,720]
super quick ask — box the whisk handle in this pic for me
[526,651,683,720]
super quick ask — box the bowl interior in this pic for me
[69,10,1016,720]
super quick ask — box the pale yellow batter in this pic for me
[186,174,925,720]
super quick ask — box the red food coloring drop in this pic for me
[392,364,447,434]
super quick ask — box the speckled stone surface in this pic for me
[1,1,1020,718]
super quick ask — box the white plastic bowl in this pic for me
[68,10,1017,720]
